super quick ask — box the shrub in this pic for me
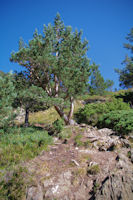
[52,119,65,134]
[97,110,133,135]
[74,98,130,126]
[74,134,84,146]
[115,90,133,108]
[58,127,72,140]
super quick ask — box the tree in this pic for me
[0,72,17,130]
[10,13,90,125]
[115,28,133,88]
[13,71,55,127]
[89,63,114,95]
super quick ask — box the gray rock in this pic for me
[95,171,133,200]
[44,171,72,199]
[26,185,43,200]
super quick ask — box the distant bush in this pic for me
[74,98,130,126]
[97,110,133,135]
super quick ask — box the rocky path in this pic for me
[25,125,133,200]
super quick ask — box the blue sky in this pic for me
[0,0,133,89]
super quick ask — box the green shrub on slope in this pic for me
[74,98,130,126]
[97,110,133,135]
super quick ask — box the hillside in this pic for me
[0,96,133,200]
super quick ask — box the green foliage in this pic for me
[58,126,73,140]
[0,127,52,169]
[0,72,17,130]
[114,89,133,108]
[13,71,53,126]
[89,63,114,95]
[10,13,90,124]
[115,27,133,88]
[97,110,133,135]
[87,164,100,175]
[52,119,65,134]
[13,71,50,111]
[74,134,84,146]
[75,98,130,126]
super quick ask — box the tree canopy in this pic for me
[89,63,114,95]
[10,13,90,124]
[13,71,51,127]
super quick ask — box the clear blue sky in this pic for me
[0,0,133,89]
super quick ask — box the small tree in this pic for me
[0,72,16,130]
[13,71,53,127]
[10,13,90,125]
[115,28,133,88]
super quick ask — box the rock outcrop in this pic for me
[94,151,133,200]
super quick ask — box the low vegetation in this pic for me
[87,164,100,175]
[0,167,27,200]
[0,127,52,170]
[97,110,133,135]
[74,98,130,126]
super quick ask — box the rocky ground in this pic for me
[24,124,133,200]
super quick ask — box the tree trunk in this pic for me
[24,107,29,127]
[54,98,76,125]
[68,97,74,122]
[54,105,69,124]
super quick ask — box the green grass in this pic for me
[0,127,53,200]
[0,127,53,170]
[58,126,73,139]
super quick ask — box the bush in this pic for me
[74,134,84,146]
[97,110,133,135]
[74,98,130,126]
[52,119,65,134]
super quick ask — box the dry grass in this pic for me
[29,107,60,125]
[29,100,84,125]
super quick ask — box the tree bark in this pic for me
[68,97,74,122]
[54,98,76,125]
[24,107,29,127]
[54,105,69,124]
